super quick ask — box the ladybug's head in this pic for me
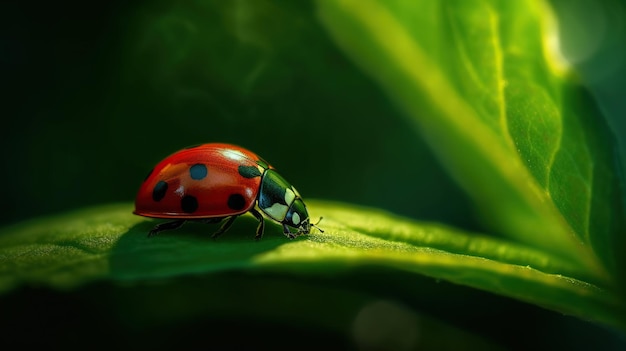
[284,199,323,236]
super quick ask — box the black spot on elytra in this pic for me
[190,163,208,180]
[152,181,168,202]
[238,165,262,179]
[181,195,198,213]
[227,193,246,211]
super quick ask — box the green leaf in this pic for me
[316,0,626,282]
[1,201,624,331]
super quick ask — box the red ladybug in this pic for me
[134,143,322,239]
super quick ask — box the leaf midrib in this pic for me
[485,4,596,261]
[488,7,511,149]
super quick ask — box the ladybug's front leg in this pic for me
[282,224,296,240]
[148,220,186,237]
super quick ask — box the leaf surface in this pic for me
[1,201,624,330]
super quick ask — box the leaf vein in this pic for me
[488,8,512,150]
[445,6,489,93]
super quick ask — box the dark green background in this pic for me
[2,0,625,349]
[1,0,479,232]
[3,0,624,234]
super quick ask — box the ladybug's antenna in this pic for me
[311,217,324,233]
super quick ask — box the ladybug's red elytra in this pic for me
[134,143,322,240]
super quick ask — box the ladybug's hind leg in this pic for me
[148,220,186,237]
[207,210,266,240]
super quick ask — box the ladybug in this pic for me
[134,143,322,240]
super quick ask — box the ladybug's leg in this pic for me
[148,220,186,237]
[210,216,237,239]
[283,224,296,240]
[249,208,265,240]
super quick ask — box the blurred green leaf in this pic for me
[317,0,626,283]
[0,201,624,331]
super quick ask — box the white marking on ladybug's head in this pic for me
[263,202,289,221]
[284,188,295,205]
[292,212,301,226]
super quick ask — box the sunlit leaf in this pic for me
[317,0,626,283]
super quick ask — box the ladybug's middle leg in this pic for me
[249,208,265,240]
[210,216,237,239]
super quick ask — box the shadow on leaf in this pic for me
[109,214,288,281]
